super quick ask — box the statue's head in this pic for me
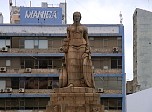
[73,11,81,23]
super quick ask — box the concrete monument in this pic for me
[46,12,104,112]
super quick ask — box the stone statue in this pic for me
[59,12,95,88]
[46,12,104,112]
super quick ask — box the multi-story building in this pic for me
[0,24,125,112]
[133,8,152,92]
[0,2,125,112]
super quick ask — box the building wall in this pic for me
[133,8,152,92]
[0,24,125,112]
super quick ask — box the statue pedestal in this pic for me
[46,87,104,112]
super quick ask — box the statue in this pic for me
[59,11,95,88]
[46,12,104,112]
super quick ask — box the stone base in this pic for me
[46,87,104,112]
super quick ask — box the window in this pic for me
[117,37,122,49]
[101,98,122,110]
[39,40,48,49]
[39,59,48,68]
[25,59,34,68]
[6,60,11,67]
[25,40,34,49]
[111,57,122,69]
[24,39,48,49]
[94,77,122,90]
[103,38,108,48]
[25,78,38,89]
[0,39,11,48]
[11,78,19,89]
[39,78,48,89]
[19,78,25,88]
[0,98,49,110]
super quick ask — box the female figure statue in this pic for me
[59,12,95,88]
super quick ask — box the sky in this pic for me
[0,0,152,81]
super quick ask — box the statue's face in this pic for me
[73,12,81,23]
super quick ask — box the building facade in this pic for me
[133,8,152,92]
[0,24,125,112]
[0,2,126,112]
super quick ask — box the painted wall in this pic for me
[133,8,152,91]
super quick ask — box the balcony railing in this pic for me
[91,48,122,53]
[0,48,122,54]
[103,90,122,94]
[12,89,54,93]
[0,68,121,75]
[0,68,60,74]
[3,89,121,94]
[8,48,60,53]
[94,69,122,74]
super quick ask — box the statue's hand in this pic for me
[59,47,63,52]
[85,46,91,53]
[59,46,68,53]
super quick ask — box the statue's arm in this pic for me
[67,26,70,40]
[84,27,90,53]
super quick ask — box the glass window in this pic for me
[117,37,122,48]
[0,39,6,48]
[103,39,108,48]
[6,40,11,47]
[6,60,11,67]
[39,40,48,49]
[25,40,34,49]
[34,40,39,48]
[11,78,19,89]
[39,78,48,89]
[111,57,122,69]
[19,78,25,88]
[101,98,122,110]
[95,77,122,90]
[25,59,34,68]
[25,78,38,89]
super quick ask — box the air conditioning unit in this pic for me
[5,88,12,93]
[50,69,57,73]
[19,88,25,93]
[103,66,108,70]
[94,49,98,52]
[0,67,7,72]
[24,68,32,73]
[97,88,104,93]
[0,89,5,93]
[113,47,119,53]
[1,47,8,52]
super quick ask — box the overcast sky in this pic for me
[0,0,152,81]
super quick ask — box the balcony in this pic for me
[103,90,122,94]
[0,48,122,54]
[12,89,54,94]
[2,48,60,53]
[91,48,122,53]
[94,69,122,74]
[0,68,60,77]
[0,68,121,75]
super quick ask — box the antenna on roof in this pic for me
[15,0,16,6]
[30,1,31,7]
[119,11,123,24]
